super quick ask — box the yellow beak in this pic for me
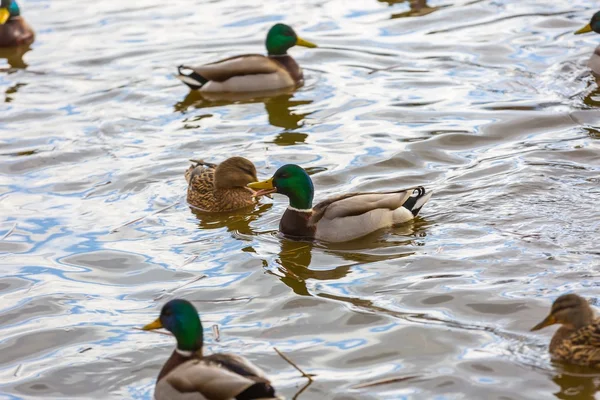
[248,178,274,190]
[296,37,317,48]
[575,24,593,35]
[0,8,9,25]
[530,314,556,331]
[142,318,163,331]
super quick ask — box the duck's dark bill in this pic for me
[530,314,556,331]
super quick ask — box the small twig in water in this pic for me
[351,374,420,389]
[192,296,252,304]
[1,222,17,241]
[13,364,22,377]
[273,347,315,381]
[154,274,207,301]
[110,200,181,233]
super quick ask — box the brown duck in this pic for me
[531,293,600,368]
[0,0,34,48]
[143,299,281,400]
[185,157,262,212]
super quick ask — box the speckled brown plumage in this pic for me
[0,16,34,48]
[185,157,258,213]
[531,294,600,368]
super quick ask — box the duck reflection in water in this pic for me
[378,0,439,18]
[551,366,600,400]
[190,203,272,236]
[274,221,424,296]
[0,45,29,69]
[174,88,313,130]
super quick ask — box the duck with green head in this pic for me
[248,164,432,243]
[177,23,317,92]
[530,293,600,368]
[143,299,280,400]
[0,0,34,48]
[575,11,600,75]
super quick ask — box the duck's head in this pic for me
[0,0,19,25]
[530,294,595,332]
[214,156,258,189]
[248,164,314,210]
[575,11,600,35]
[266,23,317,56]
[143,299,204,353]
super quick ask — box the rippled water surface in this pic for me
[2,0,600,398]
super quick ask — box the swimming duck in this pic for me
[575,11,600,75]
[185,157,261,212]
[531,293,600,368]
[177,23,317,92]
[248,164,432,243]
[143,299,280,400]
[0,0,34,48]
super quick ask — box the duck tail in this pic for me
[177,65,208,90]
[402,187,432,216]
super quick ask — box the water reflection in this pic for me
[378,0,439,18]
[174,90,313,129]
[552,366,600,399]
[0,46,30,70]
[190,203,273,236]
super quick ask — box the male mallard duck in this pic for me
[575,11,600,75]
[143,299,280,400]
[177,23,317,92]
[0,0,34,48]
[248,164,432,243]
[185,157,261,212]
[531,293,600,368]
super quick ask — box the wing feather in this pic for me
[183,55,280,82]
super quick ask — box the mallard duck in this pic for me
[531,293,600,368]
[0,0,34,48]
[185,157,263,212]
[575,11,600,75]
[143,299,280,400]
[177,23,316,92]
[247,164,432,243]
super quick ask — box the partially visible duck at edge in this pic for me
[177,23,317,93]
[0,0,34,48]
[575,11,600,75]
[185,157,261,212]
[531,293,600,368]
[142,299,280,400]
[248,164,432,243]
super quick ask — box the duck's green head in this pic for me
[143,299,204,352]
[0,0,20,25]
[266,23,317,56]
[575,11,600,35]
[248,164,314,210]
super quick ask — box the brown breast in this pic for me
[0,17,35,48]
[280,208,316,239]
[271,55,303,83]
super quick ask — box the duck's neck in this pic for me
[158,347,202,381]
[280,208,315,238]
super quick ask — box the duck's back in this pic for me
[554,319,600,367]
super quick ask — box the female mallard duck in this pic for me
[177,23,317,92]
[143,299,280,400]
[247,164,432,243]
[0,0,34,48]
[575,11,600,75]
[531,293,600,368]
[185,157,262,212]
